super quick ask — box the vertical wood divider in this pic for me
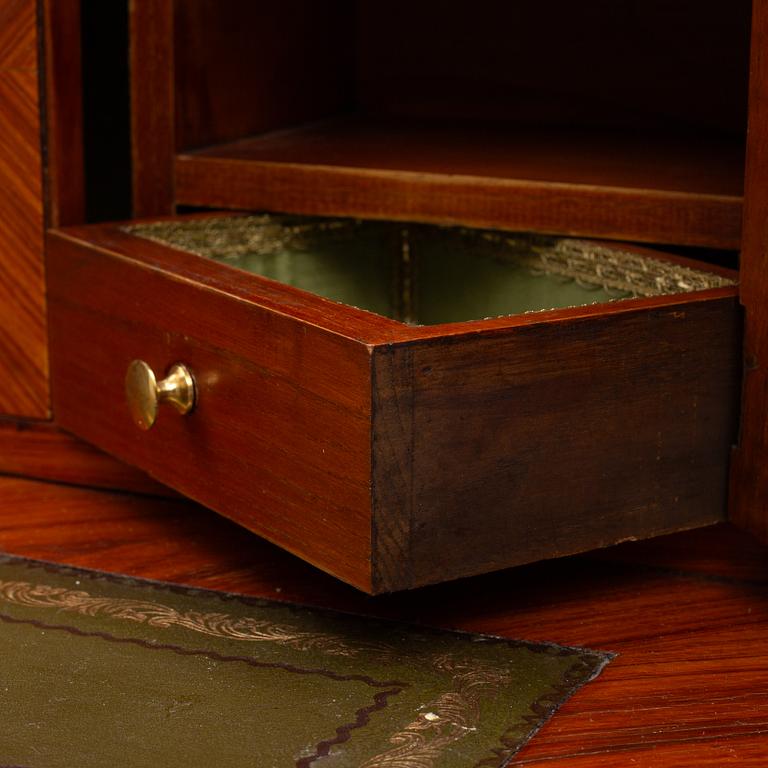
[130,0,175,216]
[731,0,768,539]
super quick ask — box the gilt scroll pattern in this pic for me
[360,652,513,768]
[128,215,735,301]
[0,580,374,657]
[0,576,595,768]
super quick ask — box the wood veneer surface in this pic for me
[43,0,84,228]
[0,0,47,418]
[174,0,355,152]
[47,230,376,591]
[191,119,744,196]
[130,0,174,216]
[0,419,174,497]
[732,0,768,541]
[47,221,740,591]
[177,119,744,249]
[0,476,766,765]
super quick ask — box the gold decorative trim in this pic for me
[0,575,604,768]
[126,215,359,260]
[361,653,512,767]
[126,215,735,303]
[468,229,735,297]
[0,580,373,657]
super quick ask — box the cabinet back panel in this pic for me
[357,0,751,136]
[173,0,751,151]
[174,0,356,151]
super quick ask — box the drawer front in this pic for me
[46,231,376,591]
[47,220,742,593]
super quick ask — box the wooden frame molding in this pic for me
[731,0,768,539]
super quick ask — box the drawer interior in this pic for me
[127,215,735,327]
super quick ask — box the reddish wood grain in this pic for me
[176,119,743,249]
[130,0,174,216]
[731,0,768,542]
[187,118,745,197]
[0,477,767,765]
[47,231,375,591]
[0,0,47,418]
[174,0,355,151]
[0,419,174,496]
[42,0,85,227]
[53,222,403,344]
[47,220,741,592]
[57,222,739,346]
[590,521,768,582]
[0,0,35,69]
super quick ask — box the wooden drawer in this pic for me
[46,215,741,593]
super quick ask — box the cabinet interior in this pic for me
[46,0,750,588]
[171,0,751,251]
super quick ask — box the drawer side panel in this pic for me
[373,298,741,591]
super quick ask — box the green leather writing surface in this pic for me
[0,555,612,767]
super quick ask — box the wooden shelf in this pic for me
[175,117,745,249]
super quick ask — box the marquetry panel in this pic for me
[0,0,35,69]
[0,66,48,417]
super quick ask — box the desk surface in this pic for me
[0,475,765,765]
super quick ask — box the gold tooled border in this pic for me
[0,555,613,768]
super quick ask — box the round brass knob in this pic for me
[125,360,196,431]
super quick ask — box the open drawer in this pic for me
[46,214,741,593]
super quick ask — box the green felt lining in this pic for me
[127,216,733,326]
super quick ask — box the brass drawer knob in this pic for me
[125,360,196,430]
